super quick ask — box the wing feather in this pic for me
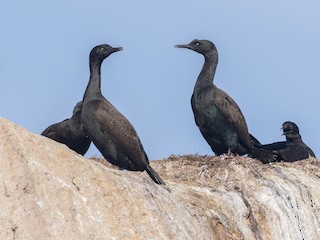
[94,100,147,167]
[213,87,251,148]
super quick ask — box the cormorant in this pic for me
[41,101,91,155]
[81,44,164,184]
[259,121,315,162]
[175,39,254,155]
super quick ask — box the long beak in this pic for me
[113,47,123,52]
[174,44,190,49]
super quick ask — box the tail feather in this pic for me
[146,165,165,185]
[250,145,277,164]
[249,133,277,163]
[249,134,262,146]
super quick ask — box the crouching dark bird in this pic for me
[258,121,315,162]
[175,39,271,161]
[41,101,91,155]
[81,44,165,185]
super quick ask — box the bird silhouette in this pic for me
[259,121,315,162]
[175,39,271,162]
[81,44,164,184]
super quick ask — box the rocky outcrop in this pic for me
[151,155,320,239]
[0,117,319,239]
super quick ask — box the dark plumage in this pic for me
[41,101,91,155]
[259,121,315,162]
[175,39,254,156]
[81,44,164,184]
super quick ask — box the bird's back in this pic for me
[191,84,251,155]
[41,118,90,155]
[261,139,315,162]
[278,140,314,161]
[41,119,69,141]
[82,97,149,170]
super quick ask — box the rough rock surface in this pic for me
[0,117,319,240]
[151,155,320,240]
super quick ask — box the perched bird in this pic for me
[41,101,91,155]
[259,121,315,162]
[81,44,164,184]
[175,39,264,158]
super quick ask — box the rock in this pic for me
[0,117,320,240]
[151,155,320,240]
[0,117,212,240]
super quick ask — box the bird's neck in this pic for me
[286,133,301,142]
[195,53,218,89]
[71,111,82,125]
[84,61,103,99]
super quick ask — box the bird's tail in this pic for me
[250,146,277,164]
[146,165,165,185]
[249,134,262,146]
[249,134,277,164]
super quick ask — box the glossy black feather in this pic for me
[260,121,315,162]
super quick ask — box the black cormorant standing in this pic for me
[259,121,315,162]
[175,39,254,155]
[41,101,91,155]
[81,44,164,184]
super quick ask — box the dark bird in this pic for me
[41,101,91,155]
[258,121,315,162]
[175,39,256,156]
[81,44,164,184]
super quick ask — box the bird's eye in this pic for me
[100,47,105,50]
[195,42,200,46]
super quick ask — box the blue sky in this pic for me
[1,1,319,160]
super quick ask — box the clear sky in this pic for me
[1,1,319,160]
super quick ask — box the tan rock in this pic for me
[0,117,319,239]
[151,155,320,240]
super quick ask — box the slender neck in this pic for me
[84,60,103,99]
[196,51,218,88]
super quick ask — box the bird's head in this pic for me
[282,121,299,135]
[175,39,217,56]
[89,44,123,64]
[281,121,301,141]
